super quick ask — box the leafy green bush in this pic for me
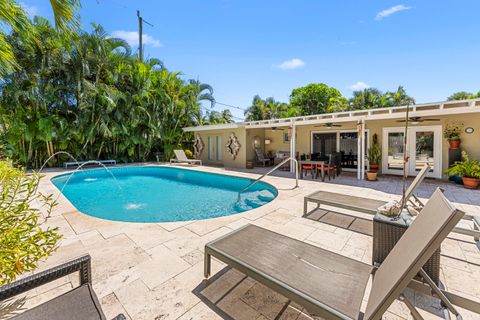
[184,149,194,159]
[0,160,61,285]
[446,151,480,179]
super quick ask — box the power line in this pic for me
[214,101,246,111]
[200,106,244,121]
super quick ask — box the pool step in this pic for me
[245,190,275,202]
[244,198,268,209]
[257,194,274,202]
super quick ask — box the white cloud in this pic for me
[274,58,305,70]
[375,5,411,20]
[110,30,163,48]
[20,3,39,17]
[348,81,370,90]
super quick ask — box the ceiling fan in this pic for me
[314,122,342,128]
[396,116,440,123]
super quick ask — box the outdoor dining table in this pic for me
[299,160,326,181]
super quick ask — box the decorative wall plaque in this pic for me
[193,134,204,158]
[225,133,241,159]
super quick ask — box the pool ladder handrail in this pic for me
[237,157,299,201]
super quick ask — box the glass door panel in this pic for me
[409,126,441,178]
[216,136,222,161]
[311,133,336,159]
[207,136,212,161]
[339,131,368,169]
[386,131,405,171]
[414,131,434,172]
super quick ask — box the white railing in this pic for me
[237,157,299,201]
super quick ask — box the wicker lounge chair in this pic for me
[0,255,125,320]
[205,188,466,319]
[170,150,202,165]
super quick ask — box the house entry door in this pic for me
[382,126,441,178]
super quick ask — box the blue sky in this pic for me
[21,1,480,120]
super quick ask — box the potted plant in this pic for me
[366,134,381,181]
[446,151,480,189]
[443,121,464,149]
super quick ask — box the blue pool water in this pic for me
[51,166,277,222]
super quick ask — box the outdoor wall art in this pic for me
[193,134,205,158]
[225,133,241,159]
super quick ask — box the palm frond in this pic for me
[49,0,81,31]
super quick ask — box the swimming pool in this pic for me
[51,166,277,223]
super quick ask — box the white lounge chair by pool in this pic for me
[170,150,202,165]
[64,159,116,169]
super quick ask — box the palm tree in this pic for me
[0,0,80,75]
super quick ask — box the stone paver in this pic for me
[6,163,480,319]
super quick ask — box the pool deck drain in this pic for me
[18,163,480,319]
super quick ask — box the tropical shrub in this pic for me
[244,95,295,121]
[184,149,193,159]
[447,91,480,101]
[367,134,381,165]
[290,83,348,115]
[0,16,232,167]
[446,151,480,179]
[0,160,61,285]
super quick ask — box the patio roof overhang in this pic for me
[183,98,480,132]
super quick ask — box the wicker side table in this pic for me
[373,212,441,284]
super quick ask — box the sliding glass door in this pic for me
[339,131,368,169]
[310,130,368,170]
[311,132,336,157]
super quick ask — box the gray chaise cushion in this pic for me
[12,284,106,320]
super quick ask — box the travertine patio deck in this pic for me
[7,164,480,320]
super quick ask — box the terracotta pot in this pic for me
[366,171,378,181]
[462,177,479,189]
[448,139,461,149]
[369,163,379,173]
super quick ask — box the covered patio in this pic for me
[186,98,480,181]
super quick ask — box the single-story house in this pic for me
[183,98,480,180]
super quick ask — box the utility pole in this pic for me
[137,10,153,62]
[137,10,143,61]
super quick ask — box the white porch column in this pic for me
[357,121,361,179]
[361,119,366,180]
[357,120,366,180]
[290,120,296,173]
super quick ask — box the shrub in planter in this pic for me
[0,160,61,285]
[443,121,464,149]
[446,151,480,189]
[367,134,381,173]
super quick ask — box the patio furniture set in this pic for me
[2,164,480,319]
[255,148,342,181]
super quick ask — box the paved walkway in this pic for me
[6,164,480,320]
